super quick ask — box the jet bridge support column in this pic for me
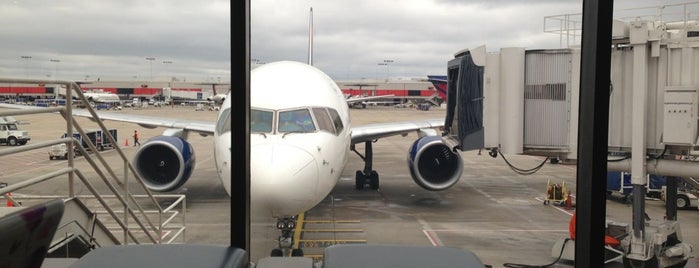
[628,19,650,261]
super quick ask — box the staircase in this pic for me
[0,78,187,261]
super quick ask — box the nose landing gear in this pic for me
[270,216,304,257]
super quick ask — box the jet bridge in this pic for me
[445,18,699,167]
[443,8,699,266]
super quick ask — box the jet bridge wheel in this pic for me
[623,256,658,268]
[676,195,690,210]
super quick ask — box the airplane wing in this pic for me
[72,109,215,136]
[0,103,214,136]
[350,118,443,144]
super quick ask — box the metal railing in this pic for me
[544,2,699,48]
[0,78,185,246]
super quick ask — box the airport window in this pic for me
[312,107,335,134]
[327,108,344,134]
[251,109,273,133]
[216,108,232,134]
[278,109,316,133]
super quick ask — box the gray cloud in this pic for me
[0,0,230,81]
[0,0,693,82]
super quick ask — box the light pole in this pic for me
[162,60,173,102]
[50,59,60,79]
[20,56,32,78]
[162,60,173,81]
[382,59,394,81]
[145,57,156,82]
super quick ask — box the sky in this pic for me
[0,0,694,82]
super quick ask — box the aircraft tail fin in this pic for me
[308,7,313,66]
[427,75,448,102]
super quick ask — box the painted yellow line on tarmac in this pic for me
[298,239,367,248]
[300,228,363,232]
[303,220,361,224]
[292,212,305,252]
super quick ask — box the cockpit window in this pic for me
[216,108,231,134]
[279,109,316,133]
[312,108,336,135]
[327,108,344,134]
[251,109,274,133]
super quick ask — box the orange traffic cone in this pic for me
[566,190,573,210]
[125,138,129,146]
[6,192,13,207]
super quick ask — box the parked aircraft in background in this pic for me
[196,82,229,105]
[81,90,121,107]
[206,93,227,105]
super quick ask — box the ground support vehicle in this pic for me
[62,129,118,153]
[48,143,77,160]
[0,116,30,146]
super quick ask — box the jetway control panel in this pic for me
[663,86,699,146]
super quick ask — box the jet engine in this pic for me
[407,135,463,191]
[132,136,196,192]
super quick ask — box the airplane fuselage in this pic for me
[250,61,351,219]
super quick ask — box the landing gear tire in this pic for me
[355,170,379,190]
[291,248,304,257]
[355,171,364,190]
[369,171,379,190]
[270,248,283,257]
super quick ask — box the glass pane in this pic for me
[328,108,344,133]
[279,109,315,132]
[312,107,335,134]
[251,109,273,133]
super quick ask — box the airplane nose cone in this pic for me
[251,143,319,218]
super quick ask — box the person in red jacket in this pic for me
[133,130,141,146]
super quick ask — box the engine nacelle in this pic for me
[407,136,463,191]
[133,136,196,192]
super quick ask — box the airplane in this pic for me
[345,93,396,109]
[426,75,448,103]
[249,61,462,256]
[82,91,121,107]
[206,93,227,105]
[196,82,230,105]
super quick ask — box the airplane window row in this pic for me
[250,107,344,135]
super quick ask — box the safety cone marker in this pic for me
[6,192,13,207]
[125,138,129,147]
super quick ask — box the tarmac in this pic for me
[1,104,698,267]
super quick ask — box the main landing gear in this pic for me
[351,141,380,190]
[271,216,304,257]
